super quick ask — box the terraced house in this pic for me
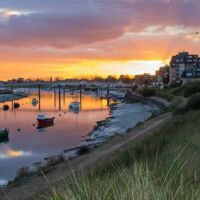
[169,52,200,84]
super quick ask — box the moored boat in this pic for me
[32,98,38,104]
[37,115,55,122]
[69,101,80,110]
[37,115,55,127]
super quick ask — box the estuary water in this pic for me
[0,90,109,183]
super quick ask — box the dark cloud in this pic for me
[0,0,199,50]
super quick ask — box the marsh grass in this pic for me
[47,110,200,200]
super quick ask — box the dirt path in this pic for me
[0,112,171,200]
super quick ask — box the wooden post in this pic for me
[11,100,14,111]
[80,83,82,110]
[63,88,66,105]
[38,84,41,111]
[107,83,110,107]
[58,85,61,111]
[107,83,110,99]
[54,86,56,109]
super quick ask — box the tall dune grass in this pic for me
[46,110,200,200]
[48,156,200,200]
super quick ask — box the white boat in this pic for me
[32,98,38,104]
[69,101,80,110]
[37,114,55,122]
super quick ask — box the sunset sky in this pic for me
[0,0,200,80]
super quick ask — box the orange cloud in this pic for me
[0,0,200,80]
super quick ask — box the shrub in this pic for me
[77,146,90,155]
[174,94,200,115]
[172,80,200,97]
[140,88,156,97]
[184,84,200,97]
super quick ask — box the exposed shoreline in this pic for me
[0,91,169,190]
[0,93,28,104]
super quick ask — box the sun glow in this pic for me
[0,149,32,159]
[0,59,166,80]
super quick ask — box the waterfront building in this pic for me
[169,52,200,84]
[156,65,170,85]
[134,73,156,86]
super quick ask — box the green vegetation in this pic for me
[174,94,200,115]
[46,109,200,200]
[137,87,174,101]
[172,80,200,97]
[77,146,91,155]
[139,88,156,97]
[155,88,174,101]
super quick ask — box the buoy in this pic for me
[17,128,21,132]
[14,103,20,109]
[3,105,9,111]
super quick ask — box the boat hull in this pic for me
[37,118,55,127]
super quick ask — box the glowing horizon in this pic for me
[0,0,200,80]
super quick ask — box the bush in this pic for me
[140,88,156,97]
[155,91,174,101]
[172,80,200,97]
[184,84,200,97]
[174,94,200,115]
[77,146,90,155]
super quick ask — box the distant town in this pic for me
[1,51,200,90]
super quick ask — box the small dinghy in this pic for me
[32,98,38,103]
[32,98,39,106]
[37,115,55,123]
[69,101,80,110]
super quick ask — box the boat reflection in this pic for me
[37,122,54,131]
[32,98,38,107]
[37,123,54,132]
[0,129,9,144]
[69,107,80,114]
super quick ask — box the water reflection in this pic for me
[0,136,9,145]
[0,90,109,181]
[0,149,33,159]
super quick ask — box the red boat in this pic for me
[37,115,55,127]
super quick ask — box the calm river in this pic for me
[0,90,109,183]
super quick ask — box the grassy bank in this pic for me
[46,109,200,200]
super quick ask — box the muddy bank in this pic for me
[125,90,170,109]
[0,93,28,103]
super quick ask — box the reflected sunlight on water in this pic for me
[0,90,109,181]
